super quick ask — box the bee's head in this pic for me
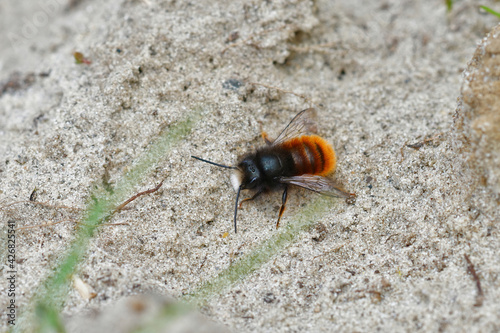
[231,156,261,191]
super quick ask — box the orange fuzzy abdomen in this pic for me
[280,135,336,176]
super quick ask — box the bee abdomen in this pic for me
[283,135,336,176]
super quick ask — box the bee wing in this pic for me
[271,108,317,146]
[280,174,354,198]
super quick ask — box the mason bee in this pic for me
[192,108,355,233]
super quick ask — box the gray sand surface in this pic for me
[1,0,499,332]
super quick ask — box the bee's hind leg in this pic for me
[276,186,288,229]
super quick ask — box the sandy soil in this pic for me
[1,0,499,332]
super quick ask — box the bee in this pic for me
[192,108,355,233]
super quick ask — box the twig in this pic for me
[400,133,444,163]
[198,254,208,272]
[0,200,82,212]
[16,219,78,231]
[111,180,164,216]
[13,181,163,231]
[17,219,131,231]
[406,133,443,150]
[464,254,484,307]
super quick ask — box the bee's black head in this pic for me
[231,156,262,190]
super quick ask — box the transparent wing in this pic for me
[271,108,317,146]
[280,174,355,198]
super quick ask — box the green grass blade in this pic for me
[185,195,331,305]
[446,0,453,12]
[14,110,202,332]
[135,195,338,332]
[480,5,500,18]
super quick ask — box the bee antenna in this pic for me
[191,155,237,170]
[234,185,243,233]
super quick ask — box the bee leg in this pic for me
[276,186,288,229]
[238,189,263,209]
[261,131,273,145]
